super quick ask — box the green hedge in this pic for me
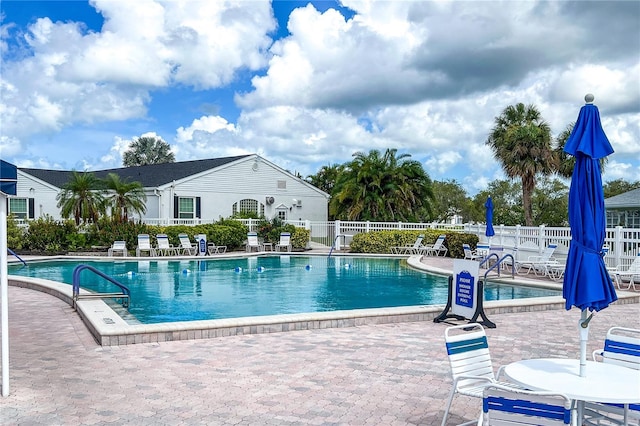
[349,229,478,258]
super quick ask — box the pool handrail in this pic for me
[72,264,131,309]
[8,248,26,266]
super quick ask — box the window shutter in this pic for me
[174,196,179,218]
[195,197,201,218]
[28,198,35,219]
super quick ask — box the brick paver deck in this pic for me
[1,256,639,425]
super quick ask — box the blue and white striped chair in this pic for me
[584,327,640,426]
[482,384,572,425]
[442,323,520,426]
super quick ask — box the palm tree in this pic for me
[56,171,105,225]
[330,149,434,221]
[486,103,556,226]
[122,136,175,166]
[103,173,147,222]
[554,122,607,179]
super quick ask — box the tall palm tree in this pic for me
[102,173,147,222]
[122,136,175,166]
[56,171,105,225]
[486,103,556,226]
[330,149,434,221]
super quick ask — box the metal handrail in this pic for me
[72,264,130,309]
[483,254,516,280]
[7,248,26,266]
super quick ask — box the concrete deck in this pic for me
[1,253,639,425]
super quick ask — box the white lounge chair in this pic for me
[482,384,572,425]
[583,326,640,425]
[610,253,640,291]
[108,240,127,257]
[275,232,292,252]
[463,243,486,261]
[246,232,263,252]
[421,235,447,257]
[178,233,197,255]
[207,242,227,254]
[516,244,558,276]
[155,234,178,256]
[390,234,424,255]
[441,323,520,426]
[135,234,156,257]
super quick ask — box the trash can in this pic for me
[195,234,207,256]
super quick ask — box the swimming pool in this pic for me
[9,256,561,324]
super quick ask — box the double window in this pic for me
[173,196,201,219]
[8,198,34,219]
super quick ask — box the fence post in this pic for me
[334,220,342,250]
[499,224,504,246]
[614,226,623,267]
[538,225,546,254]
[366,221,370,233]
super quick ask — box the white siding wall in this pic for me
[14,172,61,220]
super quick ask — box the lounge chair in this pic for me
[275,232,292,252]
[246,232,263,252]
[609,253,640,291]
[420,235,447,257]
[155,234,178,256]
[178,233,197,255]
[108,240,127,257]
[441,323,520,426]
[207,242,227,255]
[135,234,156,257]
[583,327,640,425]
[516,244,558,276]
[463,243,485,261]
[390,234,424,255]
[482,384,572,425]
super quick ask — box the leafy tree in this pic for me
[306,163,344,195]
[56,171,105,225]
[532,176,569,226]
[102,173,147,223]
[430,179,473,223]
[603,179,640,198]
[122,135,175,167]
[330,149,434,221]
[486,103,556,226]
[472,180,524,226]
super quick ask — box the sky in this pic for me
[1,0,639,195]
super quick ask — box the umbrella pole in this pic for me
[579,309,593,377]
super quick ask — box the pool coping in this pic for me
[8,253,640,346]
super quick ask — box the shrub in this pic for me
[88,218,150,250]
[349,229,478,257]
[291,227,310,250]
[25,216,77,253]
[6,214,24,250]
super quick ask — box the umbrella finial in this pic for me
[585,93,594,104]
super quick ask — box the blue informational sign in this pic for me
[455,270,475,308]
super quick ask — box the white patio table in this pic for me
[504,358,640,425]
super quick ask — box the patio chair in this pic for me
[246,232,263,252]
[155,234,178,256]
[107,240,127,257]
[515,244,558,276]
[135,234,156,257]
[481,384,572,425]
[421,235,447,257]
[442,323,519,426]
[390,234,424,255]
[583,327,640,425]
[207,242,227,255]
[178,233,197,255]
[463,244,485,261]
[609,253,640,291]
[275,232,292,252]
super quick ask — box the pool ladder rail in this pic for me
[72,264,131,310]
[480,253,516,282]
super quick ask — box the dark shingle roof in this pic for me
[20,155,251,188]
[605,188,640,209]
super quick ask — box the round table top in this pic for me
[504,358,640,404]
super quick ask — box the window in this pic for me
[8,198,34,219]
[173,196,201,219]
[232,199,265,217]
[277,180,286,190]
[276,207,287,221]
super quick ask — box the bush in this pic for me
[88,219,150,250]
[349,229,478,257]
[291,227,310,250]
[25,216,77,253]
[6,215,24,250]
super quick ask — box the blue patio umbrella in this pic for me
[562,94,617,377]
[484,196,495,239]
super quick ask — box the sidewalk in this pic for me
[2,281,639,425]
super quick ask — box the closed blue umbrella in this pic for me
[485,196,495,239]
[562,94,617,377]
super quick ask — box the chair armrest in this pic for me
[592,349,604,362]
[527,255,543,262]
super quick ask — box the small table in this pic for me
[262,242,273,252]
[504,358,640,425]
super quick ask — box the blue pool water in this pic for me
[9,256,560,324]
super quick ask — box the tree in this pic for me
[603,179,640,198]
[430,180,473,223]
[486,103,556,226]
[56,171,105,225]
[554,122,608,178]
[531,176,569,226]
[472,180,523,225]
[330,149,434,221]
[102,173,147,223]
[306,163,344,195]
[122,135,175,167]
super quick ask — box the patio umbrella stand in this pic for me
[562,94,618,377]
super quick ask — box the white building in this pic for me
[10,154,329,224]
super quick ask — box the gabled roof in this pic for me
[605,188,640,209]
[19,155,251,188]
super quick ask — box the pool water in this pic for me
[9,256,560,324]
